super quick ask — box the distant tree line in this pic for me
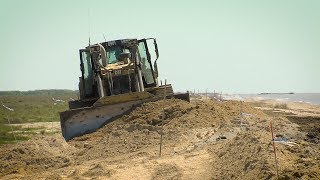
[0,89,79,96]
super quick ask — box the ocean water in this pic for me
[239,93,320,105]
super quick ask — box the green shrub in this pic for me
[274,103,288,109]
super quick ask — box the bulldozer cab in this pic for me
[79,38,159,100]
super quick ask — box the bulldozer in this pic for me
[60,38,190,140]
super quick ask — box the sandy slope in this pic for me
[0,99,319,179]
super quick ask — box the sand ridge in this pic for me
[0,98,319,179]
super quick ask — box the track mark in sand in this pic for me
[152,163,182,180]
[174,127,239,154]
[82,163,114,178]
[153,150,212,179]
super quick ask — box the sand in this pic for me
[0,98,319,179]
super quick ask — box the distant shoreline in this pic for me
[222,93,320,105]
[259,92,294,95]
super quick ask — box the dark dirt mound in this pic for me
[286,116,320,143]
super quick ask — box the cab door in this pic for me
[137,39,156,87]
[79,49,94,98]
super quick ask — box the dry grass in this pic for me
[274,103,288,109]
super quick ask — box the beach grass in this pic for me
[0,90,78,144]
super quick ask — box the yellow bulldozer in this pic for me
[60,38,189,140]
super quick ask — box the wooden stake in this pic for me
[159,79,167,157]
[270,121,279,178]
[205,88,207,100]
[163,79,167,100]
[159,128,163,157]
[240,101,243,126]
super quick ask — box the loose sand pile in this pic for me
[0,98,319,179]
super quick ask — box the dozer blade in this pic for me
[60,92,153,140]
[60,87,190,141]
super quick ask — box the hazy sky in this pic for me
[0,0,319,93]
